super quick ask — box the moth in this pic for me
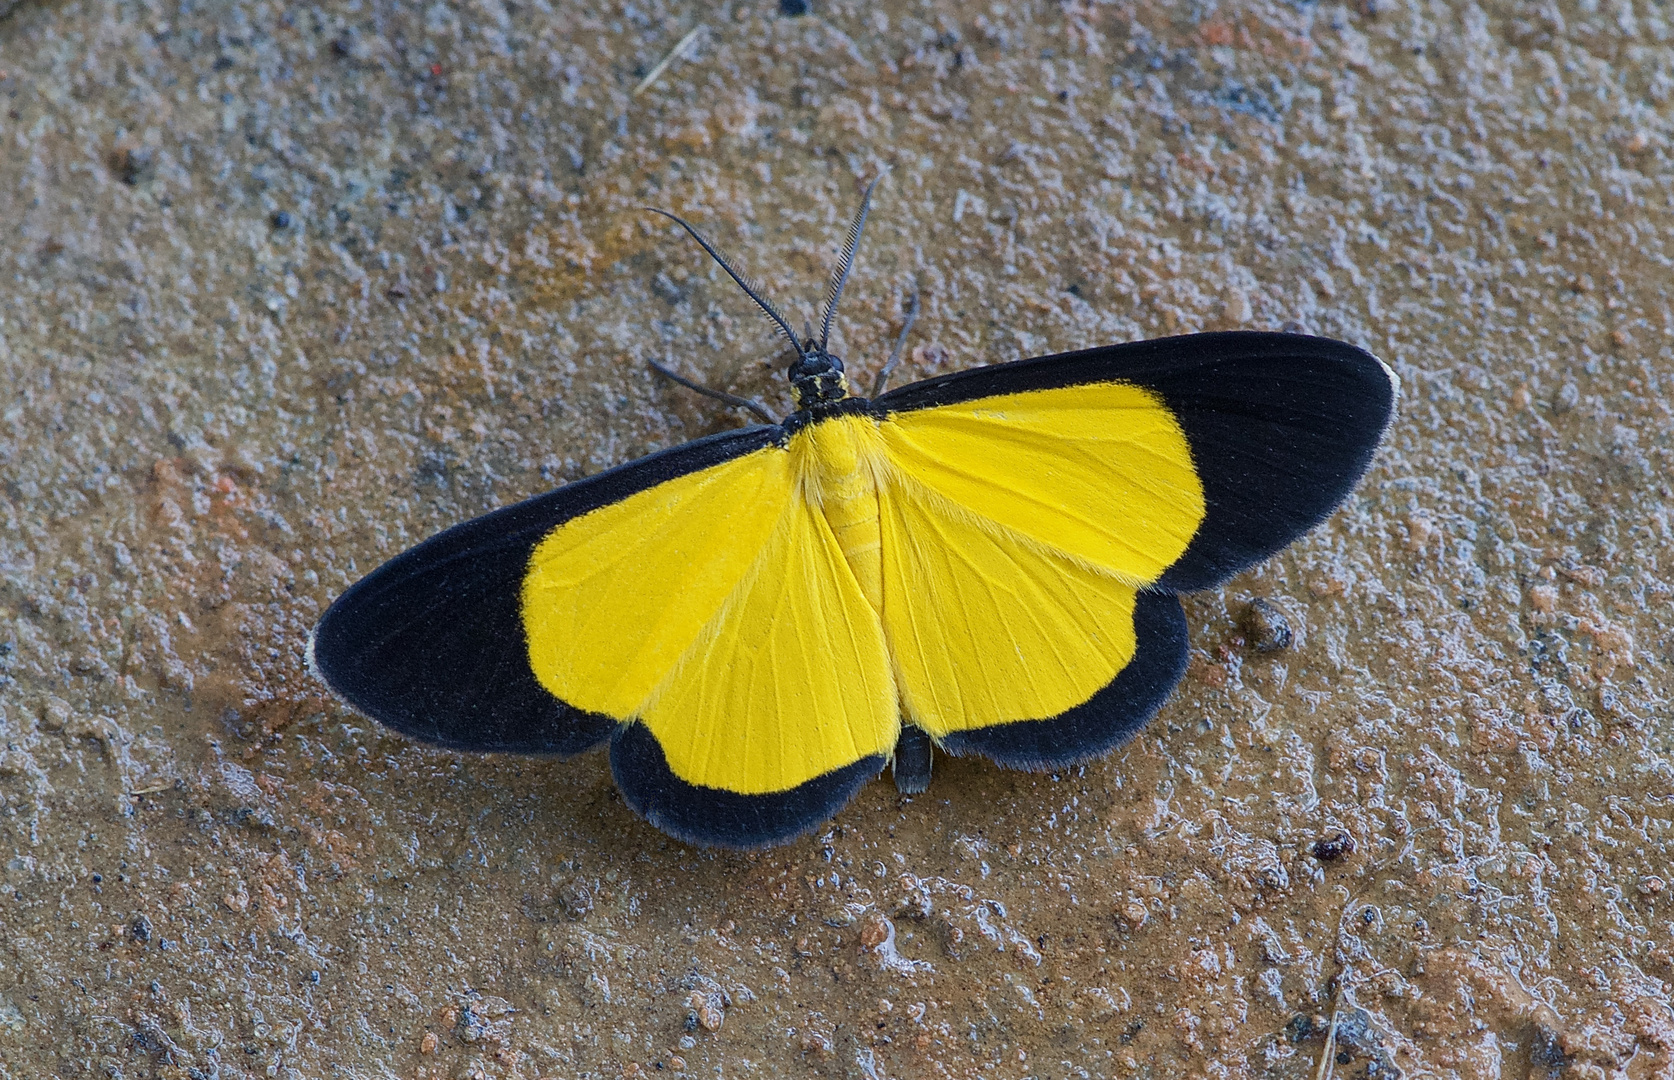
[309,184,1396,848]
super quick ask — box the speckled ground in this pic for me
[2,0,1672,1077]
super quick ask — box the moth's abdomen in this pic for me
[796,415,886,613]
[825,486,882,613]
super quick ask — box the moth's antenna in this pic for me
[644,208,805,358]
[818,174,883,354]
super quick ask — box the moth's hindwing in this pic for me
[935,591,1190,769]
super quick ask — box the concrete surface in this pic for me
[1,0,1672,1077]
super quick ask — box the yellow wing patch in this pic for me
[879,486,1143,736]
[876,381,1203,735]
[878,382,1204,585]
[522,448,796,719]
[637,496,897,793]
[521,444,898,794]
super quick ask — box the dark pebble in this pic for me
[115,146,155,186]
[780,0,810,15]
[558,882,594,920]
[1240,597,1293,652]
[1531,1023,1568,1067]
[1312,832,1356,862]
[271,210,293,229]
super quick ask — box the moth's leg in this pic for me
[647,358,777,423]
[892,723,933,794]
[870,282,921,397]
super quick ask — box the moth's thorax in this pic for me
[788,348,849,409]
[792,414,887,612]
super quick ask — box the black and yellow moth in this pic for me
[309,190,1395,849]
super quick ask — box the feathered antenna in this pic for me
[817,174,884,354]
[643,208,805,359]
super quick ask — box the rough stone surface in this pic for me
[2,0,1672,1077]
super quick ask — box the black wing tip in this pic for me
[610,724,886,850]
[936,592,1189,771]
[1371,351,1402,412]
[309,608,616,757]
[304,621,326,683]
[1154,346,1397,593]
[306,606,369,716]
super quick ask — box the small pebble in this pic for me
[685,990,725,1033]
[858,911,892,950]
[1240,597,1293,652]
[1312,832,1356,862]
[557,881,593,920]
[115,146,155,186]
[271,210,293,229]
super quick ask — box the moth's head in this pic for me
[644,177,883,416]
[789,347,849,409]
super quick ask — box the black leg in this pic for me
[870,283,921,397]
[647,359,777,424]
